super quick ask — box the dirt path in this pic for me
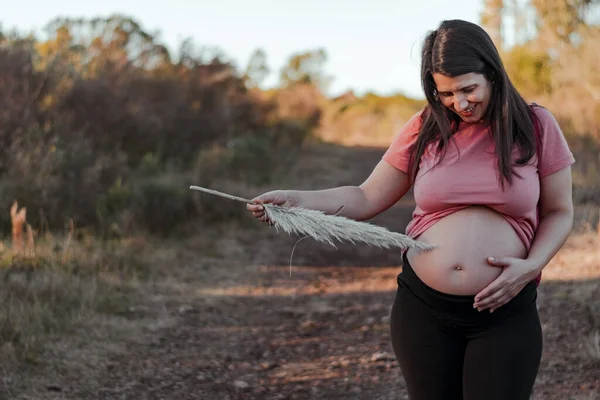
[3,144,599,400]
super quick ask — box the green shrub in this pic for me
[132,180,195,236]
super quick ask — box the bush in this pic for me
[132,180,196,236]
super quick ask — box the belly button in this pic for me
[454,266,463,271]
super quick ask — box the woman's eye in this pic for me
[463,88,474,94]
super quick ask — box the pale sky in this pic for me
[0,0,491,98]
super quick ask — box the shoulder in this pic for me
[529,103,560,129]
[528,103,575,176]
[528,102,567,144]
[382,108,426,173]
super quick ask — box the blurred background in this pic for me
[0,0,597,236]
[0,1,598,399]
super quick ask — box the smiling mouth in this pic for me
[460,104,476,115]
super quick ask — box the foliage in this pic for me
[503,45,553,98]
[279,48,333,93]
[499,0,600,136]
[0,9,597,238]
[0,15,320,236]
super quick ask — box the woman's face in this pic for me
[432,72,493,123]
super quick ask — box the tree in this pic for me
[243,48,269,89]
[481,0,504,50]
[42,14,171,76]
[503,44,553,97]
[279,48,332,93]
[531,0,598,47]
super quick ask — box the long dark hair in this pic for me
[409,19,538,188]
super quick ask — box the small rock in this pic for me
[46,384,62,392]
[365,317,376,325]
[178,305,194,314]
[196,373,208,382]
[371,351,396,362]
[346,346,356,352]
[279,308,306,317]
[300,320,317,329]
[234,380,250,390]
[380,315,391,324]
[340,359,351,368]
[260,362,279,371]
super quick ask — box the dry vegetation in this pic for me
[0,5,598,400]
[0,143,598,400]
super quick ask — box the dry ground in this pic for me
[1,143,599,400]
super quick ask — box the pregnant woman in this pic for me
[246,19,575,400]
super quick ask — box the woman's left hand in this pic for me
[473,256,541,313]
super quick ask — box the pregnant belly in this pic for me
[405,205,528,295]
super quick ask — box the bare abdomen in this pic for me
[405,206,528,295]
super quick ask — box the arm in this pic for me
[290,160,411,221]
[474,166,574,311]
[249,109,422,222]
[526,166,574,272]
[249,160,411,222]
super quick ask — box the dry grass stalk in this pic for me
[25,223,35,257]
[264,204,436,252]
[10,201,27,255]
[62,218,75,265]
[190,185,436,252]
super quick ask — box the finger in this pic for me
[486,287,522,311]
[475,281,510,307]
[490,285,527,311]
[252,211,265,218]
[474,280,505,305]
[261,215,274,224]
[479,295,505,311]
[476,289,506,310]
[487,294,514,312]
[487,257,511,267]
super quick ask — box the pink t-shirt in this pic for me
[382,104,575,283]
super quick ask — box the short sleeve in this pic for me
[533,106,575,178]
[382,110,423,173]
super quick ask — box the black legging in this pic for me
[390,254,543,400]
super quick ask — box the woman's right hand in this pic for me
[246,190,297,224]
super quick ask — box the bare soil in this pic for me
[2,143,599,400]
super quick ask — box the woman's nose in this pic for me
[454,96,469,111]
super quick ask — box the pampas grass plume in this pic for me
[190,185,436,253]
[263,203,436,252]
